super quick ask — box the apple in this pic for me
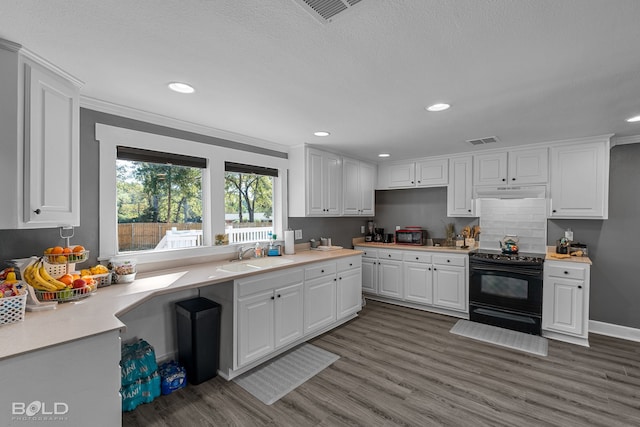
[72,278,87,289]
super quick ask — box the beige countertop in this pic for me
[545,246,592,265]
[0,248,361,360]
[353,240,477,254]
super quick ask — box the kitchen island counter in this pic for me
[0,248,361,361]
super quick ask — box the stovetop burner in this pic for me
[470,250,545,265]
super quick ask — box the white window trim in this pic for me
[96,123,288,265]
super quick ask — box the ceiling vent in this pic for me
[467,136,499,146]
[292,0,364,24]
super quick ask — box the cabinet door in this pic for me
[378,259,403,298]
[403,261,433,304]
[23,61,80,226]
[416,159,448,187]
[237,290,275,366]
[342,157,360,215]
[361,257,378,294]
[474,152,508,185]
[509,148,548,184]
[550,141,608,218]
[359,161,376,216]
[433,265,467,312]
[386,163,416,188]
[307,149,325,215]
[337,268,362,319]
[304,276,337,334]
[325,152,343,215]
[542,277,584,336]
[447,156,475,217]
[274,282,304,349]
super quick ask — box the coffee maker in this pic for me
[365,221,374,242]
[374,228,384,242]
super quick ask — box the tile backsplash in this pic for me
[478,198,547,253]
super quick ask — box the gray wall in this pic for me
[547,143,640,328]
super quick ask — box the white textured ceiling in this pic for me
[1,0,639,161]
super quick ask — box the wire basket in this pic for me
[43,250,89,265]
[0,292,27,325]
[92,272,112,288]
[34,283,97,303]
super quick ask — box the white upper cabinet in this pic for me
[377,158,448,189]
[289,146,342,216]
[0,39,82,229]
[447,156,475,217]
[474,147,548,186]
[549,137,610,219]
[343,157,375,216]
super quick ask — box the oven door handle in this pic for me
[470,264,542,277]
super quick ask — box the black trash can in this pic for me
[175,297,221,385]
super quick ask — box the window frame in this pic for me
[97,124,288,265]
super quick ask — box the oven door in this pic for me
[469,263,543,315]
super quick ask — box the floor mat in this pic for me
[232,343,339,405]
[450,319,548,356]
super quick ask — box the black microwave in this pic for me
[395,228,427,245]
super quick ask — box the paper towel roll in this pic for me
[284,230,295,255]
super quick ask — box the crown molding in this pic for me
[611,134,640,147]
[80,96,289,155]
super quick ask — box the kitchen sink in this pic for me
[246,257,294,268]
[216,263,261,273]
[217,257,294,273]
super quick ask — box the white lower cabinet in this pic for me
[304,264,338,334]
[542,261,590,345]
[236,268,304,367]
[356,246,468,316]
[226,255,362,376]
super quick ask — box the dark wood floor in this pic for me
[123,300,640,426]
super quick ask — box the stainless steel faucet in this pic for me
[236,246,256,260]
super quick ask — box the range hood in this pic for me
[473,185,547,200]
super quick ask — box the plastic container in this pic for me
[0,291,27,325]
[114,272,137,284]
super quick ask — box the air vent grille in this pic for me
[467,136,499,146]
[292,0,365,23]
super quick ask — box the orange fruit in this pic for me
[51,246,64,255]
[59,274,74,286]
[72,274,81,281]
[62,247,72,254]
[73,245,85,253]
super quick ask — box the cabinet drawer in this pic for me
[356,247,378,259]
[237,268,304,297]
[402,252,432,263]
[378,250,403,261]
[337,256,361,272]
[546,264,586,280]
[305,262,337,280]
[432,255,466,267]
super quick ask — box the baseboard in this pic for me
[589,320,640,342]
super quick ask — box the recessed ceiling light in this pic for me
[168,82,195,94]
[378,153,390,158]
[426,103,450,112]
[627,115,640,123]
[314,131,330,137]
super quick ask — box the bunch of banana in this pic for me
[23,258,68,292]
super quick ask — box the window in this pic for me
[224,162,277,244]
[116,147,206,253]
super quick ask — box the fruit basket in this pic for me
[33,284,96,302]
[0,290,27,325]
[92,272,113,288]
[43,247,89,265]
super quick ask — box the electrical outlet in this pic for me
[294,229,302,239]
[361,225,365,234]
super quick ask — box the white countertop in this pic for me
[545,246,592,265]
[0,248,360,360]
